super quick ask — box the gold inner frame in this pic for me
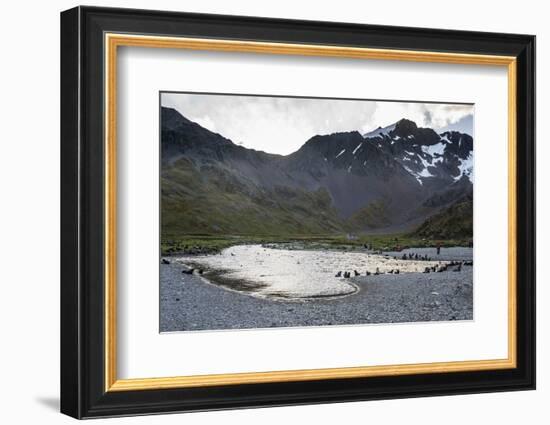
[104,33,518,392]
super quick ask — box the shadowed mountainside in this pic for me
[412,194,473,239]
[161,106,473,237]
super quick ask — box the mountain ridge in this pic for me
[161,107,473,237]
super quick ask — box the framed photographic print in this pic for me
[60,6,536,419]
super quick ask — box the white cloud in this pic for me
[162,93,473,155]
[366,103,473,134]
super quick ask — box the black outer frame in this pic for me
[60,6,536,419]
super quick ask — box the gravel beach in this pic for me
[160,247,473,332]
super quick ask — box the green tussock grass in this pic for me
[161,232,472,256]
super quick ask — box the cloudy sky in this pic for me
[161,92,473,156]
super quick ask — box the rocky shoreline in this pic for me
[160,248,473,332]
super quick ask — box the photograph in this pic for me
[56,4,536,420]
[159,92,475,332]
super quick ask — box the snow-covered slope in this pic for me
[362,119,474,185]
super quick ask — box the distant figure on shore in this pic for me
[354,270,360,276]
[374,267,380,275]
[182,268,194,275]
[365,271,371,276]
[437,243,441,255]
[335,271,342,277]
[161,258,170,265]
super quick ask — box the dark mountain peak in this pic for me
[297,131,363,154]
[439,130,473,158]
[392,119,443,145]
[161,106,193,130]
[308,130,362,142]
[394,118,418,134]
[441,130,472,141]
[363,118,419,141]
[288,130,385,176]
[332,130,363,138]
[161,106,233,144]
[363,122,397,139]
[161,107,236,163]
[363,118,440,147]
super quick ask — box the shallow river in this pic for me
[175,244,455,300]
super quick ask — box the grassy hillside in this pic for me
[412,197,473,240]
[161,158,473,254]
[346,200,392,229]
[161,158,346,238]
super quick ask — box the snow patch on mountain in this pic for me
[403,165,423,185]
[419,155,431,169]
[335,149,346,158]
[455,153,474,182]
[422,141,447,157]
[352,143,363,155]
[418,168,434,178]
